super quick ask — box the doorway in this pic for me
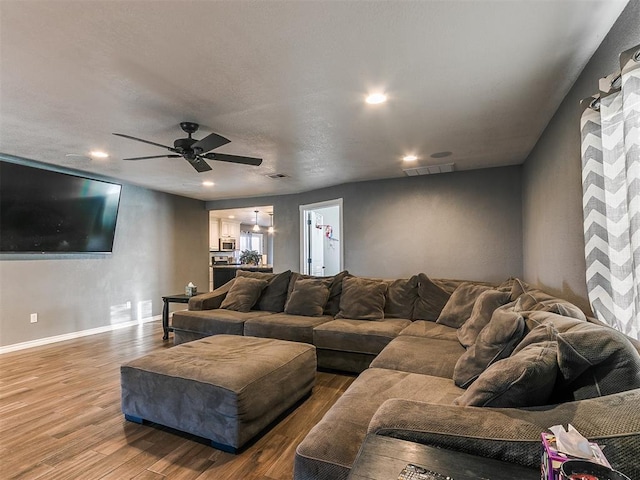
[300,199,343,276]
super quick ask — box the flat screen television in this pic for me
[0,160,122,253]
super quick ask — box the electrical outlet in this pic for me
[30,313,38,323]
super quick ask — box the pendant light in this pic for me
[253,210,260,232]
[268,213,274,234]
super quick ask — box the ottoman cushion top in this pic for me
[126,334,313,391]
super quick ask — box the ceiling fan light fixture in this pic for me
[365,92,387,105]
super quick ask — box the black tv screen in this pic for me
[0,161,121,253]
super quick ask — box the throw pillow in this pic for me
[236,270,292,312]
[412,274,451,321]
[219,276,268,312]
[384,275,419,319]
[453,340,558,407]
[457,289,512,348]
[284,278,332,316]
[508,278,528,302]
[530,299,586,321]
[336,276,388,320]
[512,322,558,355]
[287,270,349,316]
[453,309,525,388]
[556,322,640,400]
[436,283,492,328]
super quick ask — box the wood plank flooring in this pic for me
[0,321,355,479]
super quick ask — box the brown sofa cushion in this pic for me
[412,274,451,321]
[219,276,268,312]
[453,309,525,388]
[457,290,512,347]
[236,270,292,312]
[284,278,332,317]
[512,322,558,355]
[384,276,419,319]
[436,283,492,328]
[453,340,558,407]
[556,322,640,399]
[507,279,586,321]
[287,270,349,316]
[336,276,388,320]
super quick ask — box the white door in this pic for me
[300,199,343,276]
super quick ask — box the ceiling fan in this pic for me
[113,122,262,173]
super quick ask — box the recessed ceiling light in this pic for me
[430,151,452,159]
[365,93,387,105]
[228,215,235,219]
[202,181,214,187]
[403,155,418,162]
[90,151,109,158]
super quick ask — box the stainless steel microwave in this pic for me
[219,238,236,251]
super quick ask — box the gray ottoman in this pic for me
[121,335,316,452]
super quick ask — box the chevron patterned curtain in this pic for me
[580,45,640,339]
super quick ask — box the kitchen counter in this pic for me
[211,265,273,288]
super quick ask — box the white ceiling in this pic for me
[0,1,628,202]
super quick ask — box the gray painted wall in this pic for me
[207,166,523,283]
[0,171,209,347]
[522,1,639,313]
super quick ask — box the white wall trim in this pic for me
[0,315,161,355]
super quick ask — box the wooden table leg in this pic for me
[162,298,170,340]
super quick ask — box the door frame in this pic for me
[299,198,344,275]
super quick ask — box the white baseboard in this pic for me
[0,315,161,355]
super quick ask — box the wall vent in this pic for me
[265,173,290,179]
[403,163,455,176]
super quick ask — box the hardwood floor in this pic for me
[0,321,355,479]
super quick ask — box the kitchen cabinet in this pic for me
[220,219,241,240]
[209,213,220,250]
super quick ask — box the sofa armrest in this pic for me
[188,279,235,311]
[368,399,542,469]
[368,390,640,476]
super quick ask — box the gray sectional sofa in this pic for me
[170,270,640,480]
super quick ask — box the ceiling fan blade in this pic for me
[123,155,181,161]
[113,133,177,152]
[203,152,262,166]
[191,132,231,153]
[186,156,213,173]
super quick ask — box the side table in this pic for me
[348,434,539,480]
[161,294,193,340]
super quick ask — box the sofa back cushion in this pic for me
[453,339,558,407]
[555,321,640,400]
[437,283,493,328]
[287,270,349,316]
[457,290,512,347]
[219,276,268,312]
[412,274,451,321]
[336,276,388,320]
[384,276,419,319]
[236,270,292,312]
[284,277,332,317]
[506,279,586,321]
[453,309,525,388]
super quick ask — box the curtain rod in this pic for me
[581,43,640,113]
